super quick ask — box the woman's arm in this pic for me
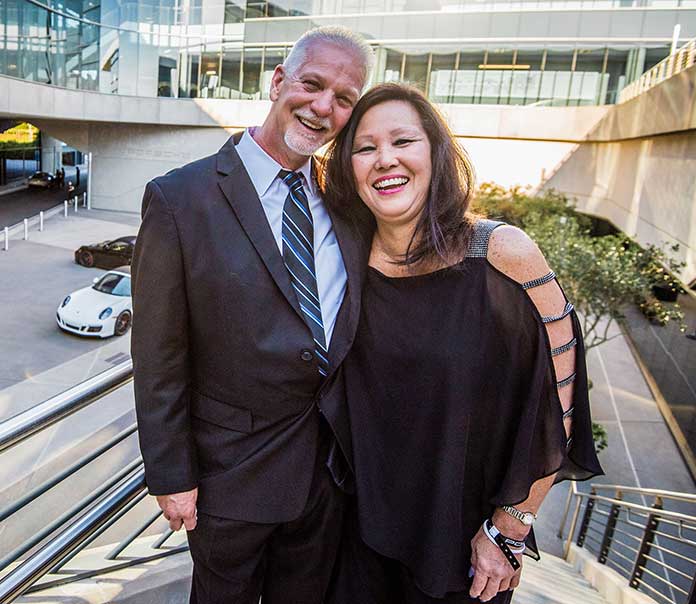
[469,224,575,602]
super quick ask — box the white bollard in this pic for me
[3,227,8,251]
[24,219,28,240]
[74,196,78,213]
[39,211,44,232]
[83,192,87,208]
[64,200,68,217]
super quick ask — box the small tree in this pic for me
[472,185,686,352]
[472,185,686,455]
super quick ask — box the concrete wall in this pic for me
[544,64,696,283]
[34,121,234,213]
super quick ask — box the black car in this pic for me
[74,236,136,269]
[27,171,58,189]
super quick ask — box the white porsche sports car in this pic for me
[56,267,132,338]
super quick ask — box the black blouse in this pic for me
[343,219,603,598]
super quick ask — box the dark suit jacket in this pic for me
[131,134,365,523]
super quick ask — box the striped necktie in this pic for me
[279,169,329,377]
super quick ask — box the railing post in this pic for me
[629,497,663,590]
[23,219,28,241]
[64,200,68,217]
[598,491,622,564]
[577,488,597,547]
[4,227,8,251]
[83,192,87,208]
[74,196,78,213]
[39,211,44,232]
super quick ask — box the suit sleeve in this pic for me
[131,180,198,495]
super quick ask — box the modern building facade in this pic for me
[2,0,696,107]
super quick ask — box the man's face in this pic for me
[267,42,365,163]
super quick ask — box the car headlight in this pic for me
[61,295,71,307]
[99,307,113,320]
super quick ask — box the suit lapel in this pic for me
[325,205,368,375]
[216,136,304,320]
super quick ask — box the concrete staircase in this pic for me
[513,552,609,604]
[15,546,616,604]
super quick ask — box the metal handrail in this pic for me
[589,484,696,504]
[0,360,132,452]
[560,482,696,604]
[0,468,145,602]
[618,37,696,104]
[572,492,696,525]
[0,359,193,604]
[0,359,184,603]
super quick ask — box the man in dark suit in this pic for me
[131,26,373,604]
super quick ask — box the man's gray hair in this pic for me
[283,26,374,88]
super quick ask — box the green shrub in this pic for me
[473,184,686,351]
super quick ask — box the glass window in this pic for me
[200,52,220,98]
[220,48,242,99]
[453,48,485,103]
[573,48,606,105]
[383,48,402,83]
[643,45,670,71]
[242,48,263,99]
[224,0,245,25]
[605,47,629,104]
[403,51,428,92]
[158,55,177,97]
[246,1,267,18]
[429,52,457,103]
[267,2,289,17]
[288,0,312,15]
[260,47,285,100]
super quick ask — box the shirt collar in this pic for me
[237,128,316,198]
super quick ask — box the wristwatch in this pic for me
[501,505,537,526]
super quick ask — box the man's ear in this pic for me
[269,65,285,102]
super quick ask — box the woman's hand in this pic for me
[469,525,522,601]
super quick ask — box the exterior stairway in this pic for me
[13,547,612,604]
[513,552,609,604]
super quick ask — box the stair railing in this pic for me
[0,360,185,604]
[618,38,696,104]
[559,482,696,604]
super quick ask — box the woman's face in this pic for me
[350,100,432,229]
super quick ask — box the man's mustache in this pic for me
[295,112,331,131]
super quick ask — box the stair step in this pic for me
[513,552,609,604]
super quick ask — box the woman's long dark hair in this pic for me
[322,83,476,267]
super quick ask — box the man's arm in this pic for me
[132,180,198,530]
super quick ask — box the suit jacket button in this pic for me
[301,350,313,362]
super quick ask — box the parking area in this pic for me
[0,208,140,420]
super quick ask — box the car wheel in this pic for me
[114,311,132,336]
[79,251,94,267]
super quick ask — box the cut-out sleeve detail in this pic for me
[557,372,577,389]
[541,301,574,324]
[566,436,574,449]
[562,406,575,420]
[522,271,556,290]
[551,337,577,357]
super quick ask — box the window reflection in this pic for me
[0,0,674,106]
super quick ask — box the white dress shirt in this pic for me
[235,129,347,347]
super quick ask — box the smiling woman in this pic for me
[350,100,432,235]
[323,84,602,604]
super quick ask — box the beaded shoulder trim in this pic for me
[465,219,506,258]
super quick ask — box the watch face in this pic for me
[522,513,535,525]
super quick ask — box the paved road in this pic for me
[0,165,87,229]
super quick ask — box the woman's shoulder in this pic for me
[485,223,551,286]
